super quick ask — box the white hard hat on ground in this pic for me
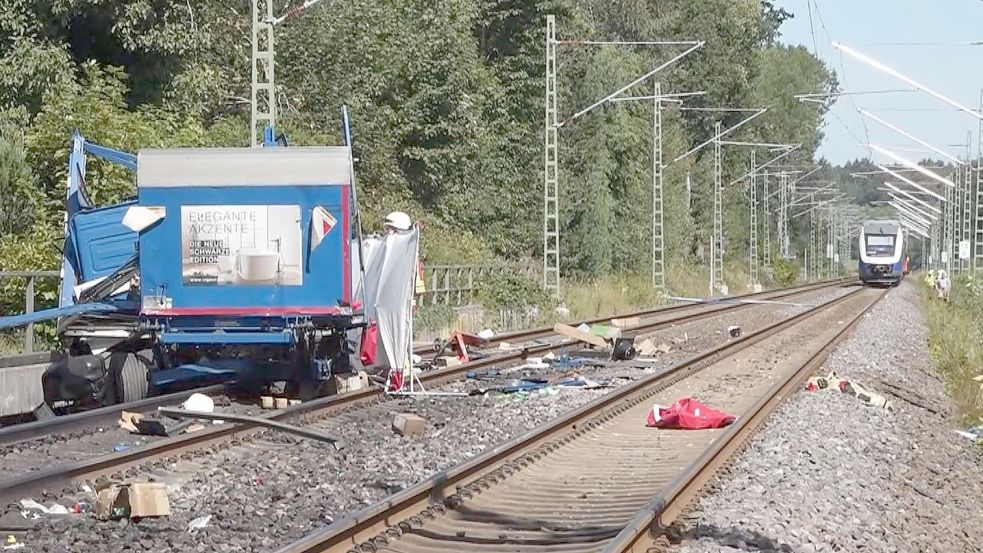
[384,211,412,231]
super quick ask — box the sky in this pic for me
[774,0,983,165]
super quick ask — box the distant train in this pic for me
[858,219,905,286]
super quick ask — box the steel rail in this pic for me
[604,287,887,552]
[0,280,846,507]
[0,280,844,443]
[271,285,870,553]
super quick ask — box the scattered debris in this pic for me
[636,339,671,356]
[274,397,289,409]
[587,324,621,340]
[477,329,495,340]
[95,482,171,519]
[392,413,427,436]
[435,331,489,363]
[435,356,463,368]
[805,371,893,411]
[646,398,736,430]
[330,373,363,395]
[112,443,130,453]
[3,535,24,550]
[17,499,69,516]
[45,504,69,515]
[523,357,549,370]
[132,416,194,437]
[118,411,142,432]
[261,396,275,409]
[728,325,742,338]
[554,323,607,348]
[158,407,344,449]
[187,514,212,532]
[610,316,640,328]
[611,336,637,361]
[955,427,983,441]
[182,393,214,413]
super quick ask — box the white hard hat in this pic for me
[384,211,412,231]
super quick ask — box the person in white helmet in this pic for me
[383,211,413,233]
[383,211,426,299]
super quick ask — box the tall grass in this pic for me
[921,273,983,422]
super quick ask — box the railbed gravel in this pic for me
[671,280,983,553]
[0,285,847,481]
[14,285,853,553]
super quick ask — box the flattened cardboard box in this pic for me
[96,482,170,519]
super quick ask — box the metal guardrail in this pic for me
[0,270,60,354]
[422,264,535,307]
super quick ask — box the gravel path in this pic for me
[11,286,853,553]
[671,280,983,553]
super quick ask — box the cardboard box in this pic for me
[96,483,170,519]
[274,397,289,409]
[392,413,427,436]
[260,396,275,409]
[436,356,462,368]
[331,374,363,395]
[610,317,640,328]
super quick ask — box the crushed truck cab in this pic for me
[3,120,365,412]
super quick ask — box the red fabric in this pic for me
[646,398,735,429]
[388,369,404,392]
[360,323,378,366]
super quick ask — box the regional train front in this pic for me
[858,219,904,286]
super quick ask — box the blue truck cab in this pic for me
[2,124,365,410]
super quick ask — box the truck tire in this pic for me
[112,352,151,404]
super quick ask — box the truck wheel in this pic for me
[112,352,151,403]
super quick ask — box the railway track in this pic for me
[271,285,885,553]
[0,279,844,446]
[0,280,847,509]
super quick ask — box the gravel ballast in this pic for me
[672,281,983,553]
[13,286,853,552]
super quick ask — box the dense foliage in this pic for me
[0,0,839,303]
[922,273,983,421]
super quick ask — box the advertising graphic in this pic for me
[181,205,303,286]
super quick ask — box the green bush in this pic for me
[772,258,799,287]
[922,273,983,422]
[475,270,555,313]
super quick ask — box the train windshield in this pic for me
[865,234,895,255]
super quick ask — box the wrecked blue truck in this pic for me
[1,117,367,415]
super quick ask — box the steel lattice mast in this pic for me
[748,150,758,287]
[543,15,560,292]
[762,171,771,269]
[651,81,666,290]
[250,0,276,146]
[711,122,724,294]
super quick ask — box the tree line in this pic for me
[0,0,841,284]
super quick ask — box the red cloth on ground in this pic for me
[646,398,735,429]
